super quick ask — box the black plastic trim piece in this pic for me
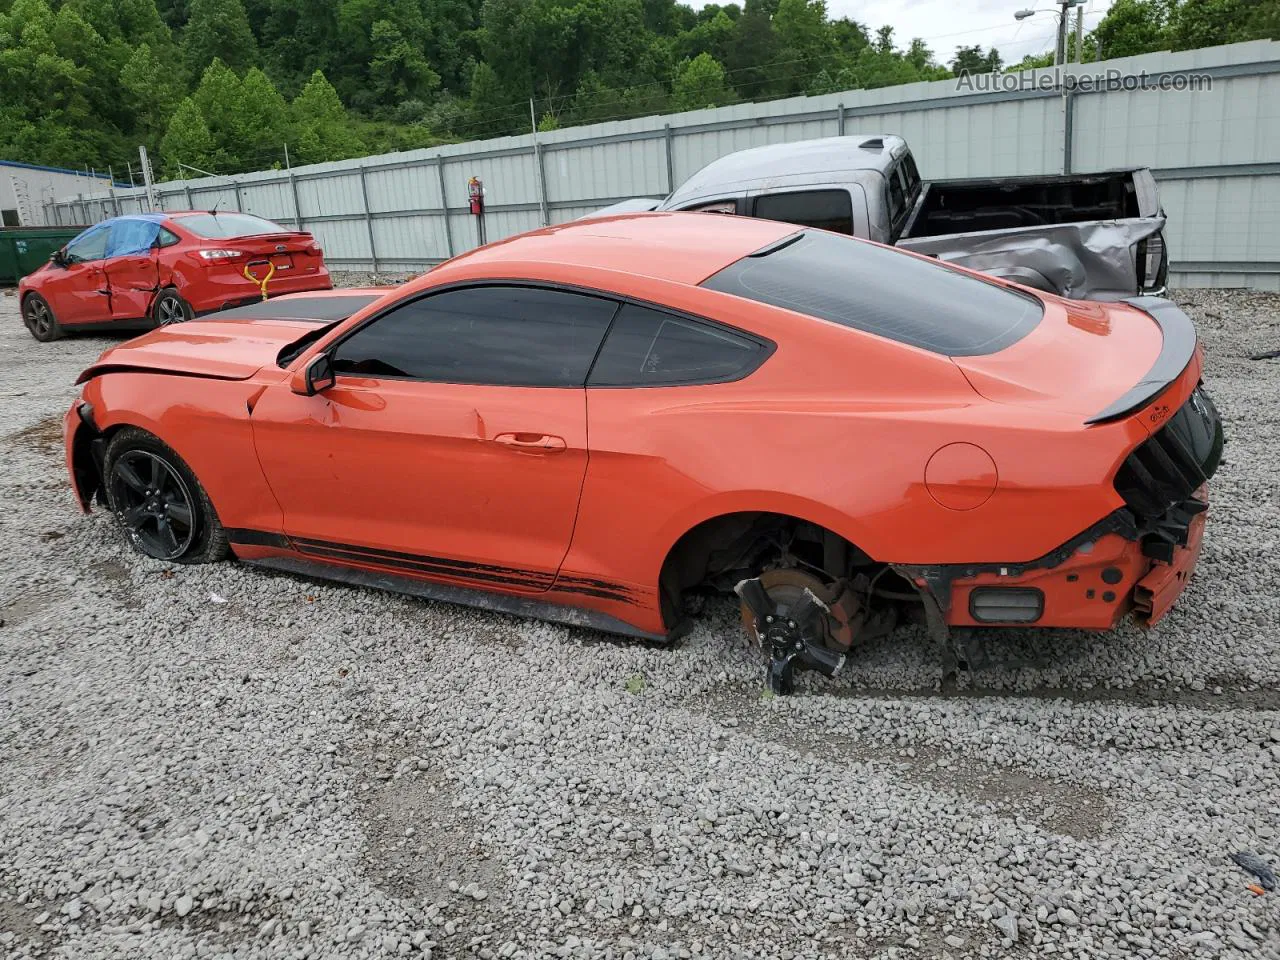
[224,528,637,604]
[226,528,291,548]
[243,554,667,643]
[1085,297,1198,424]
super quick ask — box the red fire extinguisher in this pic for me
[467,175,486,246]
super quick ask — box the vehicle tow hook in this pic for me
[735,577,846,696]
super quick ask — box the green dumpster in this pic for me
[0,225,89,285]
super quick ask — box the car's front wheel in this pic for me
[103,428,229,564]
[151,287,193,326]
[22,293,63,342]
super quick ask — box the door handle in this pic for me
[493,432,567,452]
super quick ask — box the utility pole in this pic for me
[1075,4,1085,62]
[530,98,549,227]
[138,145,158,211]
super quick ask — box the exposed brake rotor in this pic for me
[736,569,866,695]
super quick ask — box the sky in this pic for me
[825,0,1116,65]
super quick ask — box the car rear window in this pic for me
[176,213,289,238]
[701,230,1043,357]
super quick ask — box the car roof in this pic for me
[663,134,906,208]
[435,212,798,286]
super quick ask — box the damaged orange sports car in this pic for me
[64,215,1222,693]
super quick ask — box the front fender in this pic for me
[79,372,285,535]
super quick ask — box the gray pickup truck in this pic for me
[588,135,1167,300]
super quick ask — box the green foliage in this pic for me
[2,0,1277,181]
[159,96,216,174]
[182,0,257,74]
[1091,0,1175,59]
[672,52,734,110]
[291,69,367,164]
[951,45,1002,75]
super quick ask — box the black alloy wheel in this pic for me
[108,450,197,561]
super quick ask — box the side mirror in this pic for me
[50,248,68,267]
[291,354,336,396]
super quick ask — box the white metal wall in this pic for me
[48,40,1280,289]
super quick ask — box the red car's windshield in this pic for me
[175,213,290,238]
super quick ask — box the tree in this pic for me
[121,42,185,142]
[951,44,1001,75]
[368,18,441,105]
[182,0,258,74]
[672,52,734,110]
[1091,0,1174,59]
[159,96,217,174]
[290,69,366,164]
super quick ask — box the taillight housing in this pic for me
[197,249,242,261]
[1138,233,1166,293]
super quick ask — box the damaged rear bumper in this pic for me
[905,489,1208,631]
[900,383,1222,632]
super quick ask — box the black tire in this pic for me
[103,428,229,564]
[22,293,63,342]
[151,287,193,326]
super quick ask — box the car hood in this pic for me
[76,318,319,383]
[951,296,1178,424]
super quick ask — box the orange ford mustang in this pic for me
[64,215,1222,693]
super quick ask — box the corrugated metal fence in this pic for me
[47,40,1280,290]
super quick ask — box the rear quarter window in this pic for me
[588,304,769,386]
[701,230,1043,357]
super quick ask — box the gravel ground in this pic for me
[1,285,1278,960]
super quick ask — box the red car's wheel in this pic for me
[152,288,193,326]
[22,293,63,342]
[103,428,229,564]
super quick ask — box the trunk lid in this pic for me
[951,297,1181,424]
[76,318,316,383]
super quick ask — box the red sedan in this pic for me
[19,211,331,341]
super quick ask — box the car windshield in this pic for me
[176,213,289,238]
[701,230,1043,357]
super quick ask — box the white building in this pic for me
[0,161,118,227]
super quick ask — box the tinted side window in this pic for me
[887,168,906,224]
[753,190,853,235]
[588,304,766,387]
[65,225,110,263]
[157,228,181,247]
[902,154,922,200]
[332,286,617,387]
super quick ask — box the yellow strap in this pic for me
[242,261,277,301]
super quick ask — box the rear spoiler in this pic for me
[1084,297,1197,424]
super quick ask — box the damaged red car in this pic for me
[62,215,1222,693]
[20,212,331,341]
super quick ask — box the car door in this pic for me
[250,284,619,591]
[44,224,112,324]
[102,219,163,321]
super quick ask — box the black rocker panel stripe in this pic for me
[225,528,636,603]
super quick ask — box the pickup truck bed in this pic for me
[584,136,1167,301]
